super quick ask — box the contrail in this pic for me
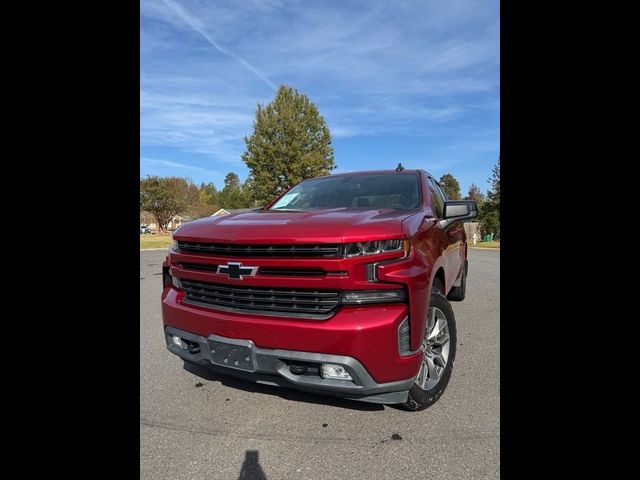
[161,0,276,90]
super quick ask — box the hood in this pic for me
[174,208,417,244]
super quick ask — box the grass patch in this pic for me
[140,234,172,250]
[471,240,500,248]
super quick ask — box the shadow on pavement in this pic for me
[183,361,384,411]
[238,450,267,480]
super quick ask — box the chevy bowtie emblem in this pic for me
[216,262,258,280]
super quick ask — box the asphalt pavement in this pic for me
[140,248,500,479]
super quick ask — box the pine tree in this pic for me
[439,173,461,200]
[241,85,335,205]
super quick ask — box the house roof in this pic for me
[211,208,256,216]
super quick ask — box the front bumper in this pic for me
[165,326,414,404]
[162,287,422,384]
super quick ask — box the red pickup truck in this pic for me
[162,169,477,410]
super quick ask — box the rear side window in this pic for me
[428,177,444,218]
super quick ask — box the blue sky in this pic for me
[140,0,499,196]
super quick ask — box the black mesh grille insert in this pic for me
[398,317,412,355]
[180,279,340,319]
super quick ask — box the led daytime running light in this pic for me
[343,239,409,258]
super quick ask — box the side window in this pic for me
[428,178,444,218]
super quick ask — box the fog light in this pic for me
[172,335,186,349]
[321,364,352,380]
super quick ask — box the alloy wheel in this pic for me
[414,306,451,391]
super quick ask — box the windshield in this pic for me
[269,173,422,211]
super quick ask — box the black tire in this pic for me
[399,290,457,411]
[447,259,467,301]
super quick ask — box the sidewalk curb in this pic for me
[470,247,500,250]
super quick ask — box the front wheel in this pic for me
[399,290,457,411]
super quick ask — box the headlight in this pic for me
[172,240,179,252]
[342,239,409,258]
[340,289,406,304]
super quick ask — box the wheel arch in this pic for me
[431,267,445,293]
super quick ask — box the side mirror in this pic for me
[439,200,478,228]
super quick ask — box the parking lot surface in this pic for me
[140,248,500,479]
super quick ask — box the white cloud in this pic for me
[140,0,499,176]
[140,157,223,175]
[159,0,276,89]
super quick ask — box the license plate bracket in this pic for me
[208,335,256,372]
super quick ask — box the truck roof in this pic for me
[315,169,431,179]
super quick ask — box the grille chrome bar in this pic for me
[177,263,327,277]
[178,263,219,272]
[259,268,326,277]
